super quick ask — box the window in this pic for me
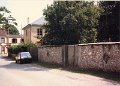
[45,29,47,34]
[21,39,24,43]
[26,30,27,36]
[37,28,42,36]
[1,38,5,43]
[1,46,5,52]
[12,38,17,43]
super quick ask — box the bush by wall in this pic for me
[8,43,37,54]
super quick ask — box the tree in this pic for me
[98,1,120,42]
[0,7,10,26]
[0,6,19,35]
[7,25,19,35]
[43,1,101,45]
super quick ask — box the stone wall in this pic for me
[38,46,63,65]
[38,42,120,72]
[68,42,120,72]
[77,45,103,70]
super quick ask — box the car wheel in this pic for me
[16,60,18,63]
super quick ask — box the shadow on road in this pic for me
[0,57,49,72]
[0,56,120,85]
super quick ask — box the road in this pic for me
[0,55,119,86]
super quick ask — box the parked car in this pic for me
[15,52,32,64]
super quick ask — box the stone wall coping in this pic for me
[78,42,120,46]
[38,45,62,48]
[38,42,120,48]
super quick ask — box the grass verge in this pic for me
[35,62,120,82]
[64,68,120,82]
[35,62,62,69]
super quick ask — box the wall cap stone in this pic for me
[38,42,120,47]
[38,45,62,48]
[78,42,120,46]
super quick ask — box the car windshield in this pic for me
[21,52,31,58]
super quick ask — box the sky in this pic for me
[0,0,115,34]
[0,0,53,34]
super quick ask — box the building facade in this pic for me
[0,29,7,54]
[22,17,46,44]
[0,29,23,54]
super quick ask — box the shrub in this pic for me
[8,43,37,54]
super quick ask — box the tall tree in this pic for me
[6,24,19,35]
[0,6,19,35]
[98,1,120,42]
[43,1,101,45]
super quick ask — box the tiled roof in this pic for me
[0,29,23,38]
[0,29,7,36]
[7,35,23,38]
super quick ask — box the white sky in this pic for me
[0,0,53,34]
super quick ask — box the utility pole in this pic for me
[21,24,22,35]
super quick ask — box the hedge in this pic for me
[8,43,37,54]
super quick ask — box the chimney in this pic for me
[27,17,29,24]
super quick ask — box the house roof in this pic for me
[7,35,23,38]
[0,29,7,36]
[0,29,22,38]
[22,17,47,30]
[31,17,47,25]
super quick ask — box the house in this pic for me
[0,29,24,54]
[22,17,47,44]
[0,29,7,54]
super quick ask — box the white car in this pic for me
[15,52,32,64]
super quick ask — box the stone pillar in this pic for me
[62,45,68,67]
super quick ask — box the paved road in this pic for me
[0,55,119,86]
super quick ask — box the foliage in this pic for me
[0,6,19,35]
[0,7,10,13]
[97,1,120,42]
[6,24,19,35]
[43,1,101,45]
[8,43,37,54]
